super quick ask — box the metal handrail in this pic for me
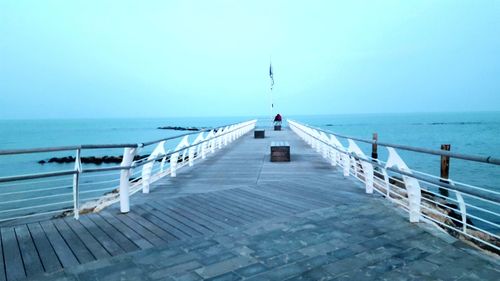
[0,119,257,224]
[288,119,500,165]
[289,123,500,203]
[288,119,500,253]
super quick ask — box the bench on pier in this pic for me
[254,129,265,138]
[270,141,290,162]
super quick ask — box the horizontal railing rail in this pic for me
[297,122,500,165]
[0,119,257,224]
[288,119,500,253]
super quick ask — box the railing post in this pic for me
[201,143,207,159]
[72,148,82,219]
[343,155,350,177]
[455,190,467,232]
[171,153,178,177]
[372,133,378,160]
[440,144,451,197]
[120,147,137,213]
[188,148,194,167]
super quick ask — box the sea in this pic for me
[0,112,499,227]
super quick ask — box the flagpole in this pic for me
[269,59,274,125]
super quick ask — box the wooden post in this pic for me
[371,133,378,160]
[439,144,451,197]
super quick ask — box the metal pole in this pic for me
[72,148,82,219]
[440,144,451,197]
[120,147,137,213]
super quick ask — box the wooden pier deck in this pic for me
[1,128,498,280]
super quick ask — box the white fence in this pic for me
[288,119,500,253]
[0,120,256,224]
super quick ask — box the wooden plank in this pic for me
[168,199,234,231]
[1,227,25,281]
[0,226,6,281]
[199,193,271,220]
[78,217,125,256]
[52,219,95,264]
[213,190,288,216]
[14,225,44,278]
[98,213,153,250]
[39,220,79,268]
[186,196,252,224]
[26,223,62,273]
[123,212,177,242]
[156,200,228,232]
[107,212,167,246]
[146,201,212,235]
[174,196,244,226]
[217,190,291,217]
[195,193,266,221]
[233,189,306,212]
[177,196,245,225]
[270,184,338,205]
[87,214,139,253]
[134,205,192,240]
[250,186,329,208]
[227,188,299,214]
[64,218,111,260]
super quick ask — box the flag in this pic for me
[269,63,274,91]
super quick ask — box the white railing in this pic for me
[288,119,500,253]
[0,120,256,225]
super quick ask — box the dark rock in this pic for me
[445,203,474,228]
[157,126,207,131]
[38,160,46,164]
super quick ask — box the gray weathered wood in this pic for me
[1,227,25,281]
[26,223,62,273]
[39,221,79,268]
[14,225,44,278]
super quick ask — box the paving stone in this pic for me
[259,262,305,280]
[250,248,282,259]
[299,241,337,256]
[134,251,196,270]
[172,271,203,281]
[149,260,202,280]
[195,256,255,279]
[323,256,372,277]
[234,262,268,277]
[262,251,307,268]
[76,261,148,281]
[205,271,241,281]
[199,251,238,266]
[285,267,334,281]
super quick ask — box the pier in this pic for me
[0,121,498,280]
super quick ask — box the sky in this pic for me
[0,0,499,119]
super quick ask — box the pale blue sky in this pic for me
[0,1,499,119]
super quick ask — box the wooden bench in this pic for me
[254,129,265,138]
[270,141,290,162]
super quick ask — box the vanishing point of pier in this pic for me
[0,122,498,281]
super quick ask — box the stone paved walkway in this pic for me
[32,204,499,281]
[23,128,500,280]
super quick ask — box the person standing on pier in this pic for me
[274,113,282,126]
